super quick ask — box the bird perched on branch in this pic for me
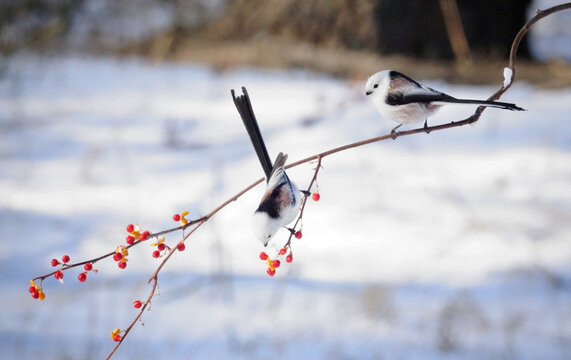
[365,70,524,135]
[231,87,307,247]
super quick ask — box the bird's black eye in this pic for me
[373,84,378,88]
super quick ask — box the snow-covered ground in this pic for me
[0,55,570,359]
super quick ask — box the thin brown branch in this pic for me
[284,156,323,249]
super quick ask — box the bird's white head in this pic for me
[365,70,392,100]
[252,211,280,247]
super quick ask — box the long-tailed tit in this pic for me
[231,87,306,247]
[365,70,524,135]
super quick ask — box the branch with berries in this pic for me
[28,4,571,359]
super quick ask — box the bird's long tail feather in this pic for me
[231,87,273,180]
[440,98,525,111]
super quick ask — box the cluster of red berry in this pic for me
[77,262,94,282]
[111,328,122,342]
[125,224,150,245]
[50,254,71,282]
[113,246,129,269]
[29,280,45,300]
[150,213,188,259]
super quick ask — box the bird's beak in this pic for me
[365,91,372,96]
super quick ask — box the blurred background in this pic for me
[1,0,570,359]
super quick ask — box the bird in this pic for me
[365,70,524,135]
[231,87,307,247]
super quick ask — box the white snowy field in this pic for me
[0,55,570,360]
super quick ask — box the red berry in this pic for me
[140,231,150,241]
[51,259,60,267]
[286,254,293,263]
[177,242,186,252]
[113,252,123,262]
[279,248,287,255]
[118,261,127,269]
[271,259,281,268]
[312,192,320,201]
[173,214,181,222]
[295,230,302,239]
[29,286,36,293]
[31,290,40,299]
[152,250,160,258]
[133,300,142,309]
[78,272,87,282]
[54,270,64,280]
[84,263,93,271]
[113,334,122,342]
[157,243,166,251]
[126,224,134,233]
[126,235,135,245]
[61,255,70,263]
[267,268,276,277]
[259,252,268,261]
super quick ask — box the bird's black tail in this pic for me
[231,87,273,180]
[444,98,525,111]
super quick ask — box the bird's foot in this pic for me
[391,124,402,140]
[424,120,431,134]
[285,227,296,235]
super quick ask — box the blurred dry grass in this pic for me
[123,0,570,88]
[131,35,571,88]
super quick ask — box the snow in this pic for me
[1,55,570,359]
[503,67,513,88]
